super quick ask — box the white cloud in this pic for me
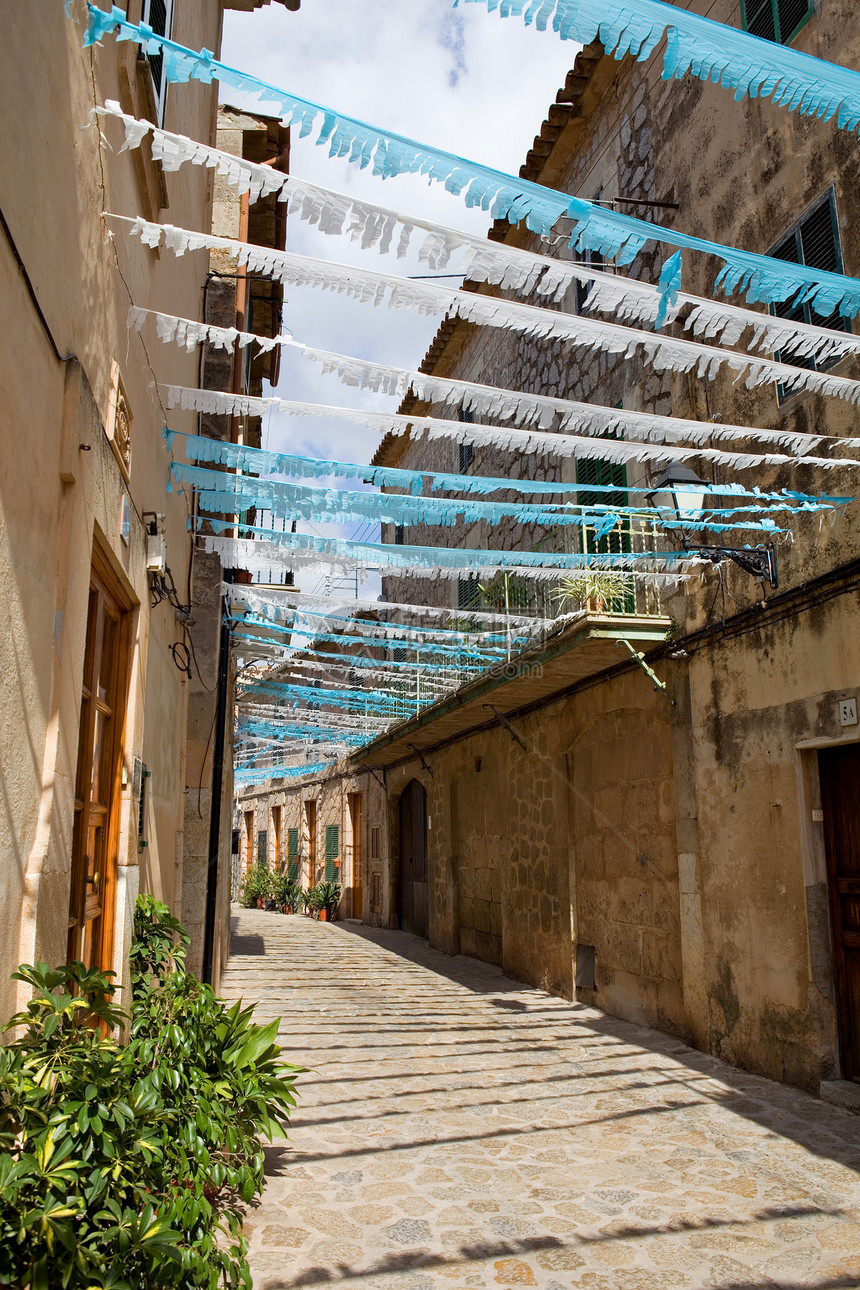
[219,0,578,573]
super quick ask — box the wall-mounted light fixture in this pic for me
[647,463,778,588]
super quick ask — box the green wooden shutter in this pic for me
[325,825,339,882]
[287,828,299,881]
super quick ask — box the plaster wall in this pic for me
[0,0,224,1018]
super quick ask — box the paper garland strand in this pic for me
[176,463,789,537]
[98,104,860,365]
[85,8,860,318]
[173,430,845,515]
[145,317,860,462]
[201,528,701,585]
[163,383,860,479]
[458,0,860,134]
[117,216,860,409]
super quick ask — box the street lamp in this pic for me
[647,462,778,588]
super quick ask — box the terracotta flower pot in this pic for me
[256,898,265,910]
[318,909,328,922]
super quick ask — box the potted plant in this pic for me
[299,887,316,917]
[550,571,632,615]
[315,880,342,923]
[272,872,301,914]
[238,869,265,909]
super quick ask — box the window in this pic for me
[769,190,851,392]
[257,830,268,870]
[741,0,813,44]
[394,524,405,545]
[458,407,474,473]
[370,825,381,859]
[325,824,340,882]
[577,454,635,614]
[457,575,481,610]
[142,0,174,125]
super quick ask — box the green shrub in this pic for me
[237,868,271,909]
[310,881,342,918]
[271,874,301,910]
[0,899,302,1289]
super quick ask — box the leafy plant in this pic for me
[129,893,190,997]
[313,881,342,918]
[300,886,319,915]
[271,873,301,911]
[550,570,633,613]
[0,899,302,1289]
[238,868,271,908]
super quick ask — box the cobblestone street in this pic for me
[220,910,860,1290]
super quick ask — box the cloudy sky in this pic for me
[219,1,578,592]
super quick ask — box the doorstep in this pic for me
[820,1080,860,1114]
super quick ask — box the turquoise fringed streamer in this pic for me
[457,0,860,132]
[83,5,860,318]
[655,252,683,330]
[234,762,334,787]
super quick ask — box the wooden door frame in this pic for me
[819,741,860,1081]
[68,539,132,974]
[348,791,363,919]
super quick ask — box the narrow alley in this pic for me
[221,912,860,1290]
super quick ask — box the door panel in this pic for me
[398,780,428,938]
[67,558,130,973]
[820,744,860,1082]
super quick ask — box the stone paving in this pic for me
[219,909,860,1290]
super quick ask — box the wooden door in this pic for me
[349,792,363,919]
[304,799,317,884]
[68,559,130,971]
[820,744,860,1082]
[398,780,428,938]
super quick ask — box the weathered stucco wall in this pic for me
[0,0,224,1018]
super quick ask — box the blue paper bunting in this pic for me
[84,4,860,317]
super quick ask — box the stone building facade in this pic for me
[355,0,860,1100]
[235,3,860,1099]
[0,0,296,1018]
[237,764,389,925]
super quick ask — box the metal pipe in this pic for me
[201,579,233,985]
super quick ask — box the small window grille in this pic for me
[769,190,850,397]
[741,0,813,44]
[458,406,474,473]
[370,825,381,859]
[371,873,383,911]
[142,0,174,125]
[257,830,268,870]
[457,575,481,610]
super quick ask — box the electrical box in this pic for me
[146,531,166,575]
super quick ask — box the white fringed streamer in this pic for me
[102,103,860,365]
[165,382,859,473]
[116,216,860,408]
[147,324,860,460]
[204,536,697,586]
[225,585,560,629]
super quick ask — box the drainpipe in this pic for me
[202,578,233,985]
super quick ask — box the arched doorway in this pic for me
[398,779,428,938]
